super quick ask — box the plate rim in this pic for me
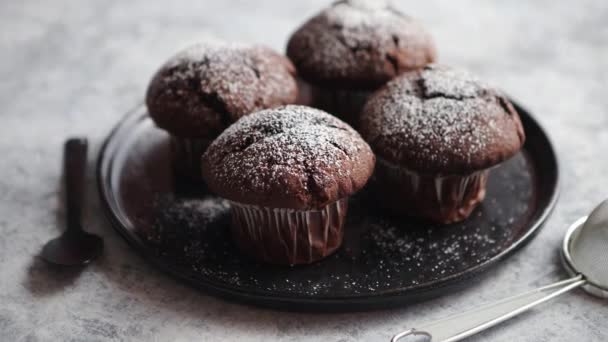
[96,100,560,311]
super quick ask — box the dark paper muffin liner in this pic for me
[170,136,213,193]
[298,79,371,128]
[375,157,489,224]
[230,198,349,265]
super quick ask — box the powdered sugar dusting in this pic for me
[421,65,482,98]
[163,41,245,68]
[202,105,374,209]
[147,196,231,246]
[153,41,297,121]
[287,0,435,85]
[361,65,523,172]
[325,0,399,28]
[140,154,533,296]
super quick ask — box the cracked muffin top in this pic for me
[286,0,436,90]
[202,105,375,210]
[146,42,298,138]
[360,65,526,174]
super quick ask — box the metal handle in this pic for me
[64,138,88,233]
[392,275,586,342]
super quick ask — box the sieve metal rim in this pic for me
[561,216,608,298]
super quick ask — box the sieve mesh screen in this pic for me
[571,200,608,288]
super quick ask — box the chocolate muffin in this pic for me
[287,0,436,126]
[146,42,298,189]
[202,105,375,265]
[360,65,525,223]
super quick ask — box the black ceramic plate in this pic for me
[97,101,558,311]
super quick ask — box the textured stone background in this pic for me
[1,0,607,341]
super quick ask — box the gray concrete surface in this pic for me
[1,0,607,341]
